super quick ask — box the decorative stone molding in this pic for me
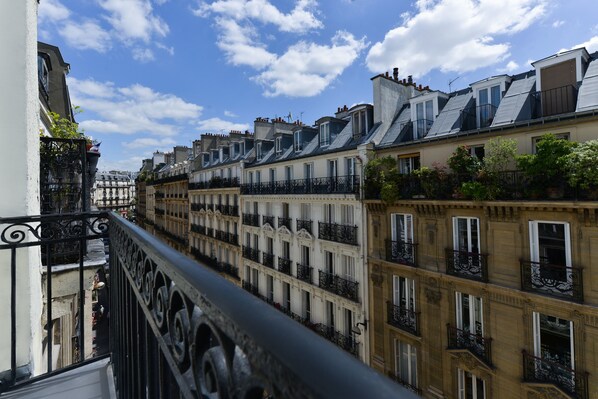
[365,201,386,214]
[371,274,384,288]
[451,352,493,377]
[484,205,519,222]
[415,204,446,218]
[525,385,570,399]
[296,229,314,241]
[425,287,441,305]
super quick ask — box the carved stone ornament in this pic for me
[371,274,384,287]
[296,229,314,241]
[277,225,292,237]
[262,223,275,234]
[527,386,569,399]
[425,287,441,304]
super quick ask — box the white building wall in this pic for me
[0,0,44,376]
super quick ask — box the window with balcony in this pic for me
[285,165,293,182]
[449,217,486,281]
[388,276,418,335]
[458,369,486,399]
[302,290,311,321]
[325,250,334,274]
[269,168,276,182]
[328,159,338,179]
[533,313,574,369]
[341,204,354,225]
[477,85,501,128]
[304,163,313,180]
[394,340,418,392]
[326,300,335,329]
[341,255,355,282]
[324,204,335,223]
[456,292,483,337]
[320,123,330,146]
[267,275,274,302]
[352,110,367,137]
[283,282,291,310]
[343,308,353,337]
[398,155,419,176]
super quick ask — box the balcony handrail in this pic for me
[447,324,492,366]
[109,214,412,398]
[318,221,358,246]
[386,301,419,336]
[385,239,417,267]
[520,259,583,303]
[522,350,588,399]
[445,248,488,282]
[240,175,359,196]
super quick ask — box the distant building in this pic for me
[93,172,134,215]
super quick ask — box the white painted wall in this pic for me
[0,0,44,376]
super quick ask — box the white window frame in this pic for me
[275,136,282,154]
[455,292,483,336]
[256,142,263,161]
[391,213,413,243]
[395,340,418,388]
[453,217,480,253]
[341,255,355,282]
[320,122,330,146]
[458,368,486,399]
[393,276,415,312]
[294,131,302,152]
[529,221,571,266]
[532,312,575,370]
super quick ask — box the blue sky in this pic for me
[38,0,598,171]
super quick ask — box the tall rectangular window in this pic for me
[394,340,418,389]
[325,251,334,274]
[328,159,338,179]
[256,142,263,161]
[343,308,354,336]
[393,276,415,312]
[301,245,310,266]
[326,300,335,328]
[457,369,485,399]
[398,155,420,174]
[532,312,574,369]
[294,131,302,152]
[342,255,355,282]
[269,168,276,182]
[283,282,291,310]
[302,290,311,321]
[324,204,335,223]
[453,217,480,254]
[391,213,413,243]
[267,275,274,301]
[529,221,572,294]
[320,123,330,146]
[455,292,483,336]
[341,204,354,225]
[275,136,282,154]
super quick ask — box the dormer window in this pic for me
[37,56,49,94]
[294,131,302,152]
[219,148,223,161]
[320,123,330,146]
[256,142,263,161]
[275,136,283,154]
[477,85,501,128]
[229,144,235,158]
[352,110,367,137]
[414,100,434,138]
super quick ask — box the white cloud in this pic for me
[156,43,175,55]
[498,60,520,73]
[99,0,169,43]
[196,117,250,132]
[99,156,147,172]
[123,137,176,149]
[195,1,364,96]
[68,77,203,137]
[59,21,112,53]
[195,0,322,33]
[366,0,547,78]
[132,47,155,62]
[224,110,238,117]
[254,31,367,97]
[552,20,565,28]
[38,0,71,22]
[565,36,598,53]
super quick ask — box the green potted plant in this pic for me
[517,134,576,199]
[364,155,402,203]
[565,139,598,199]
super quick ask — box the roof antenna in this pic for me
[286,112,293,123]
[448,76,461,94]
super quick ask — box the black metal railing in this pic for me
[190,248,218,270]
[296,219,313,234]
[318,271,359,302]
[447,325,492,366]
[243,213,260,227]
[189,177,240,190]
[191,203,203,211]
[221,205,239,217]
[190,223,206,235]
[262,252,275,269]
[296,263,313,284]
[387,302,419,336]
[262,215,275,227]
[319,222,358,246]
[522,350,588,399]
[445,249,488,282]
[149,173,188,185]
[241,280,260,296]
[0,212,110,390]
[155,208,165,216]
[278,257,293,276]
[387,371,422,396]
[218,261,240,279]
[313,324,358,357]
[242,246,261,263]
[278,217,292,231]
[206,227,214,237]
[241,175,359,196]
[520,260,584,303]
[385,240,417,267]
[533,85,578,118]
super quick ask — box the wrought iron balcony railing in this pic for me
[206,227,214,237]
[242,246,261,263]
[296,263,313,284]
[190,248,218,270]
[262,215,275,227]
[313,324,358,357]
[520,260,583,303]
[296,219,313,234]
[386,302,419,336]
[445,249,488,282]
[278,217,292,231]
[262,252,275,269]
[318,271,359,302]
[278,257,293,276]
[190,223,206,235]
[0,213,413,398]
[241,175,359,196]
[243,213,260,227]
[447,325,492,366]
[189,177,240,190]
[318,222,358,246]
[218,261,240,279]
[387,371,422,397]
[154,208,165,216]
[532,84,578,118]
[221,204,239,217]
[385,240,417,267]
[149,173,188,185]
[522,350,588,399]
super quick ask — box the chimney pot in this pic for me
[418,84,423,90]
[385,71,389,78]
[408,75,413,84]
[402,78,406,84]
[393,67,399,80]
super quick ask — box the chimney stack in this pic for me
[408,75,413,84]
[393,67,399,80]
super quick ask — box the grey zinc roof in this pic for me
[378,107,411,145]
[576,59,598,112]
[328,120,353,150]
[299,134,319,156]
[427,92,473,138]
[491,75,536,126]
